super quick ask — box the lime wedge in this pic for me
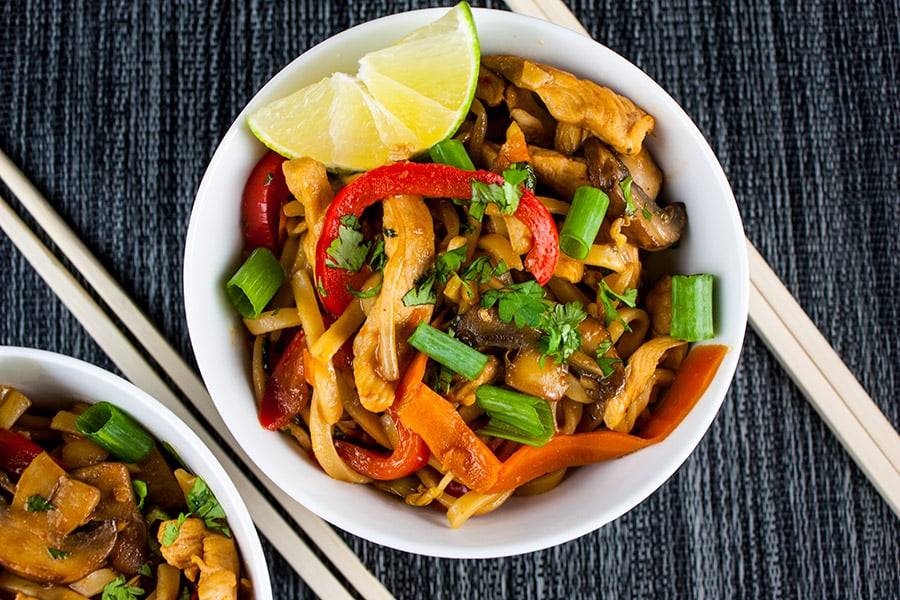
[247,2,480,172]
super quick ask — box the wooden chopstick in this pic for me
[0,151,395,599]
[504,0,900,517]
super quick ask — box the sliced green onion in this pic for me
[429,138,475,171]
[558,186,610,260]
[671,274,715,341]
[75,402,155,463]
[226,247,286,319]
[475,385,554,447]
[407,322,488,381]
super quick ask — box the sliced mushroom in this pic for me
[71,462,149,576]
[0,503,116,585]
[584,137,686,251]
[455,306,540,352]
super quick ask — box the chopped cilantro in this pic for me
[187,477,232,538]
[595,340,623,377]
[132,480,147,511]
[26,494,55,512]
[161,513,188,547]
[402,275,437,306]
[102,575,145,600]
[326,214,370,272]
[434,245,467,283]
[468,164,531,220]
[348,281,382,299]
[598,281,638,329]
[383,227,397,238]
[137,562,153,577]
[642,206,653,220]
[481,280,548,328]
[460,256,506,285]
[536,302,586,364]
[401,246,468,307]
[368,236,387,272]
[47,547,70,560]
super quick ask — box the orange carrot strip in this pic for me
[638,344,728,441]
[396,380,502,493]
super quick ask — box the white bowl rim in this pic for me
[184,6,749,558]
[0,345,273,597]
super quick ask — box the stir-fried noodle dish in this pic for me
[228,53,726,528]
[0,388,251,598]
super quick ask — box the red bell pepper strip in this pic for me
[332,352,430,480]
[0,429,65,475]
[259,330,311,431]
[314,162,559,316]
[333,407,429,480]
[242,151,291,254]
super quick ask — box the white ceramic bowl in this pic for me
[0,346,272,598]
[184,7,748,558]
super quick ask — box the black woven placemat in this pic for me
[1,1,897,598]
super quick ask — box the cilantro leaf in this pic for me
[26,494,55,512]
[460,256,506,285]
[468,181,493,220]
[597,281,638,329]
[468,165,531,220]
[434,245,467,284]
[161,513,188,547]
[536,302,586,364]
[132,480,147,511]
[187,477,231,538]
[402,274,437,306]
[595,340,623,377]
[47,547,70,560]
[401,246,468,307]
[368,236,387,272]
[348,281,382,299]
[481,281,547,328]
[326,214,370,272]
[102,575,145,600]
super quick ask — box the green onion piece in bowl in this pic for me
[226,247,286,319]
[671,273,715,341]
[475,385,554,447]
[558,186,610,260]
[429,138,475,171]
[407,321,488,381]
[75,401,155,463]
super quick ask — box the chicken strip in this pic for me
[353,195,434,413]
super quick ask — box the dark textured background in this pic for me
[1,1,898,598]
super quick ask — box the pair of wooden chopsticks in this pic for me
[505,0,900,517]
[0,148,395,598]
